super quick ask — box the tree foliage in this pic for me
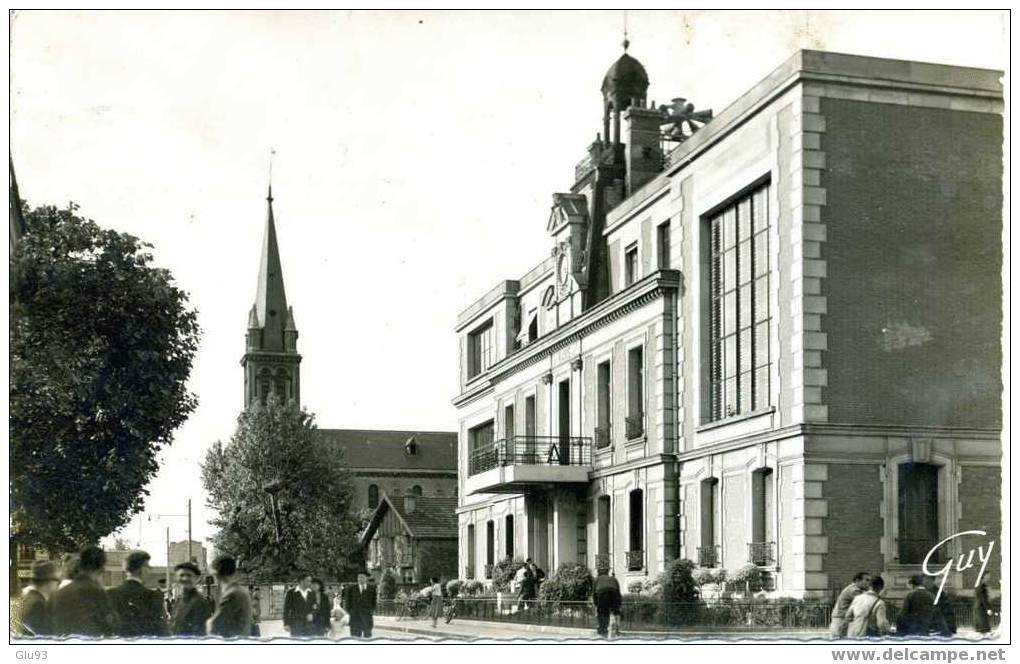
[538,562,594,602]
[201,397,362,582]
[10,202,199,553]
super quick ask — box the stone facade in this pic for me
[454,49,1002,599]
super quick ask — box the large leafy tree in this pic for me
[10,202,200,553]
[201,397,363,582]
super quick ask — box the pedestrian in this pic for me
[427,576,445,628]
[844,575,891,638]
[974,580,993,635]
[283,573,316,637]
[896,575,937,636]
[17,561,61,637]
[592,569,622,638]
[529,559,546,590]
[516,564,535,612]
[924,577,956,636]
[170,562,212,637]
[829,572,871,638]
[343,572,377,638]
[206,555,253,638]
[50,545,119,637]
[108,550,170,637]
[308,578,332,637]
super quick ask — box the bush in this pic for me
[660,558,699,625]
[641,577,663,599]
[378,569,398,600]
[729,564,763,593]
[538,562,594,602]
[626,580,644,595]
[492,558,527,592]
[462,580,484,596]
[446,579,462,597]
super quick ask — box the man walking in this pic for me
[51,545,118,637]
[17,561,61,636]
[283,573,315,637]
[592,570,622,638]
[207,555,252,638]
[170,561,212,637]
[897,575,937,636]
[829,572,871,638]
[343,573,376,638]
[108,550,170,637]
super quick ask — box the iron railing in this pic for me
[625,550,644,571]
[697,545,721,568]
[625,415,644,440]
[594,553,612,573]
[594,426,612,450]
[468,436,593,476]
[748,541,776,566]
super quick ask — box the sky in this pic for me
[9,10,1007,563]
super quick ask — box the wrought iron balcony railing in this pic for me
[484,564,494,580]
[625,415,644,440]
[468,436,594,476]
[594,553,612,573]
[747,541,776,566]
[594,426,612,450]
[697,545,721,568]
[625,550,644,571]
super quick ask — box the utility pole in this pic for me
[187,499,192,566]
[165,527,171,592]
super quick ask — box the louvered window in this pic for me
[709,184,771,421]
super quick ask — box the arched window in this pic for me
[411,485,423,496]
[368,484,379,509]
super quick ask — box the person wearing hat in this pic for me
[51,545,118,636]
[107,550,170,637]
[171,561,212,637]
[18,560,61,636]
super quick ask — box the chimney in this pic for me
[622,106,664,195]
[404,494,416,513]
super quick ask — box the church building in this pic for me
[241,187,457,518]
[453,45,1002,598]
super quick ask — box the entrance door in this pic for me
[558,379,571,465]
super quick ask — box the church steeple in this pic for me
[242,183,301,409]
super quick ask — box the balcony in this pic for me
[465,436,593,495]
[464,565,475,580]
[697,545,721,568]
[625,550,644,572]
[594,553,612,573]
[594,426,612,450]
[625,415,644,440]
[747,541,776,567]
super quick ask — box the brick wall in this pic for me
[959,465,1002,587]
[822,463,884,585]
[351,475,457,511]
[822,99,1002,427]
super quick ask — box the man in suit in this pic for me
[108,550,170,637]
[343,573,377,638]
[207,555,252,638]
[170,561,212,637]
[17,561,61,636]
[283,573,315,637]
[51,545,119,637]
[897,575,938,635]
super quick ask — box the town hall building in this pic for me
[453,46,1002,598]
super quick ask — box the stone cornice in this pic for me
[351,469,458,478]
[452,270,681,408]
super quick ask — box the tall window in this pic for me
[468,420,495,475]
[467,320,494,379]
[504,404,515,441]
[708,183,771,421]
[699,478,720,567]
[485,520,495,576]
[368,484,379,509]
[625,243,638,286]
[466,524,476,577]
[628,489,644,570]
[627,346,644,439]
[898,463,940,564]
[596,360,612,449]
[750,468,775,565]
[505,514,515,559]
[596,495,612,570]
[658,221,671,269]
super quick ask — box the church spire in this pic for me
[253,184,291,350]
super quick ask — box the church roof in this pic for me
[315,429,457,472]
[253,186,292,348]
[360,494,459,545]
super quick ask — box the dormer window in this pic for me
[404,436,418,456]
[467,320,494,379]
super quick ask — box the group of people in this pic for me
[282,572,377,638]
[830,572,995,639]
[16,545,254,638]
[510,558,546,611]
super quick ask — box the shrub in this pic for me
[627,580,644,595]
[492,558,527,592]
[463,580,484,595]
[446,579,462,597]
[692,567,715,587]
[641,577,663,599]
[378,569,398,600]
[538,562,594,602]
[729,564,763,593]
[659,558,699,625]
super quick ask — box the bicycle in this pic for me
[396,596,429,621]
[442,597,458,624]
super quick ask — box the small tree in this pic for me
[538,562,594,602]
[378,569,398,600]
[660,558,699,624]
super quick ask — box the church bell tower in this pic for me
[242,185,301,408]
